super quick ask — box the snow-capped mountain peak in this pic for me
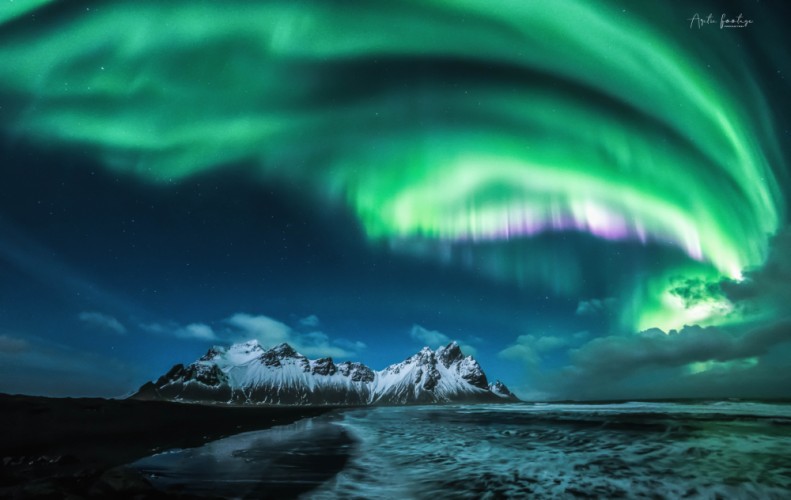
[436,341,463,367]
[489,380,519,400]
[268,342,300,358]
[134,341,518,406]
[202,339,266,366]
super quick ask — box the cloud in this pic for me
[500,337,540,367]
[410,325,450,346]
[499,333,587,401]
[140,323,167,335]
[568,322,791,378]
[141,321,218,341]
[334,338,367,351]
[668,277,726,309]
[500,334,572,368]
[722,227,791,317]
[298,315,320,328]
[535,335,570,352]
[140,312,364,358]
[175,323,217,341]
[291,331,355,359]
[509,320,791,401]
[225,313,364,359]
[510,228,790,400]
[78,311,127,335]
[575,297,617,316]
[409,324,478,356]
[0,333,30,353]
[226,313,291,345]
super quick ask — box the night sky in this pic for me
[1,0,790,400]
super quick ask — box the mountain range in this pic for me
[133,340,518,405]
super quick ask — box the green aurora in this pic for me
[0,0,785,333]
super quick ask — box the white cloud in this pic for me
[299,314,321,328]
[140,323,166,334]
[534,335,569,352]
[458,343,478,357]
[78,311,127,335]
[499,334,573,368]
[335,338,368,351]
[226,313,290,345]
[410,324,478,356]
[410,324,450,347]
[175,323,217,341]
[141,312,366,359]
[499,336,541,367]
[291,331,354,359]
[225,312,364,359]
[141,321,217,341]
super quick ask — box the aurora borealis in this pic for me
[1,0,789,399]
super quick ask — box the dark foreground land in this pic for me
[0,394,335,499]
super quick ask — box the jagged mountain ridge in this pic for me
[133,340,518,405]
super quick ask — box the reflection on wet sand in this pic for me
[132,416,355,499]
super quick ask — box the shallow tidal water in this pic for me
[132,402,791,499]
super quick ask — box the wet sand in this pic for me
[131,418,356,499]
[0,394,336,498]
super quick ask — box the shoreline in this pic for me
[0,394,338,498]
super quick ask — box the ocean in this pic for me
[132,402,791,499]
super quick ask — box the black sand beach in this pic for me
[0,394,335,498]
